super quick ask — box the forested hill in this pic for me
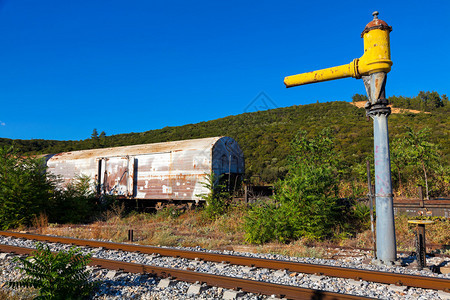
[1,92,449,183]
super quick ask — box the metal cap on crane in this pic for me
[361,11,392,37]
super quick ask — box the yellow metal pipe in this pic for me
[284,60,357,87]
[284,13,392,88]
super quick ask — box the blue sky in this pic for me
[0,0,449,141]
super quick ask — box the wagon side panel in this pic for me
[47,155,98,190]
[134,152,171,200]
[170,149,212,201]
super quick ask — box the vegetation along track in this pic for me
[0,231,449,294]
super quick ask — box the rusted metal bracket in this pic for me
[363,72,389,112]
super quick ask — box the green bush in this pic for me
[155,203,184,219]
[8,242,95,299]
[0,146,54,229]
[198,173,230,220]
[0,145,116,227]
[244,202,277,243]
[245,129,356,243]
[49,174,99,224]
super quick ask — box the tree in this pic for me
[50,174,98,224]
[442,94,449,106]
[99,131,107,148]
[91,128,99,140]
[0,146,54,229]
[352,93,368,103]
[391,127,440,199]
[416,91,444,111]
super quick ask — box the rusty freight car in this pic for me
[46,137,244,202]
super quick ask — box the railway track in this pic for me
[1,231,449,294]
[0,243,366,300]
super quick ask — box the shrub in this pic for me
[155,203,184,219]
[245,129,357,243]
[49,174,99,224]
[198,173,230,220]
[0,146,108,228]
[244,202,277,243]
[8,242,95,300]
[0,146,54,229]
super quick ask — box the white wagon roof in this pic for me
[49,136,225,160]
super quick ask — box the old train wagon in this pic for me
[46,136,244,202]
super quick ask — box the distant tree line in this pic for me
[352,90,449,112]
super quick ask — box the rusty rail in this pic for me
[0,243,366,300]
[0,231,449,292]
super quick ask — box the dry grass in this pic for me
[31,213,48,234]
[0,287,36,300]
[31,205,449,258]
[339,215,450,253]
[251,240,326,258]
[38,205,247,250]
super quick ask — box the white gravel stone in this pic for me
[388,284,408,292]
[223,289,245,299]
[242,266,256,272]
[186,283,208,294]
[273,269,286,277]
[0,253,11,259]
[437,290,450,300]
[156,278,176,288]
[308,274,324,282]
[105,270,118,279]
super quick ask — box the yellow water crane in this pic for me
[283,12,398,264]
[284,11,392,88]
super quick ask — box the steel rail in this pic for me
[0,243,367,300]
[1,231,449,292]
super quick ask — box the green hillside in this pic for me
[1,92,449,186]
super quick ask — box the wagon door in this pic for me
[98,156,134,197]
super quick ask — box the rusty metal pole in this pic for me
[367,160,376,258]
[363,63,397,263]
[366,93,396,263]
